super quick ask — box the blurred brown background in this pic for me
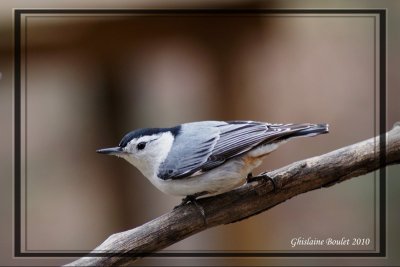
[1,1,400,266]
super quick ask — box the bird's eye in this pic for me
[137,142,146,150]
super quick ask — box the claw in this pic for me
[173,196,192,209]
[247,172,278,193]
[260,172,278,192]
[173,193,207,226]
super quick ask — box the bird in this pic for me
[97,120,329,205]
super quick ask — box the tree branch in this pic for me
[66,123,400,266]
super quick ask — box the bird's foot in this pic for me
[173,193,207,226]
[247,172,278,193]
[260,172,278,192]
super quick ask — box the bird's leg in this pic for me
[175,191,206,207]
[173,192,208,225]
[247,171,278,193]
[175,196,191,208]
[259,171,278,192]
[246,172,254,183]
[187,195,207,223]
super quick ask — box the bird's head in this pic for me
[96,126,180,178]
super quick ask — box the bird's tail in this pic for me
[270,123,329,140]
[293,123,329,137]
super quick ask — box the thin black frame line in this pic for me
[11,8,386,14]
[378,8,386,257]
[14,8,22,258]
[23,15,380,19]
[14,8,384,260]
[14,252,381,258]
[24,247,379,252]
[15,8,385,258]
[19,13,378,255]
[14,8,386,258]
[373,10,377,253]
[24,14,28,254]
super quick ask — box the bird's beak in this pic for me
[96,147,123,155]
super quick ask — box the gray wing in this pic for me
[159,121,277,180]
[157,121,222,180]
[158,121,312,180]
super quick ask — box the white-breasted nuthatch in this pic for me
[97,121,328,203]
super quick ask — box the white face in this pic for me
[119,132,174,179]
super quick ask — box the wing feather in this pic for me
[157,122,221,180]
[158,121,316,180]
